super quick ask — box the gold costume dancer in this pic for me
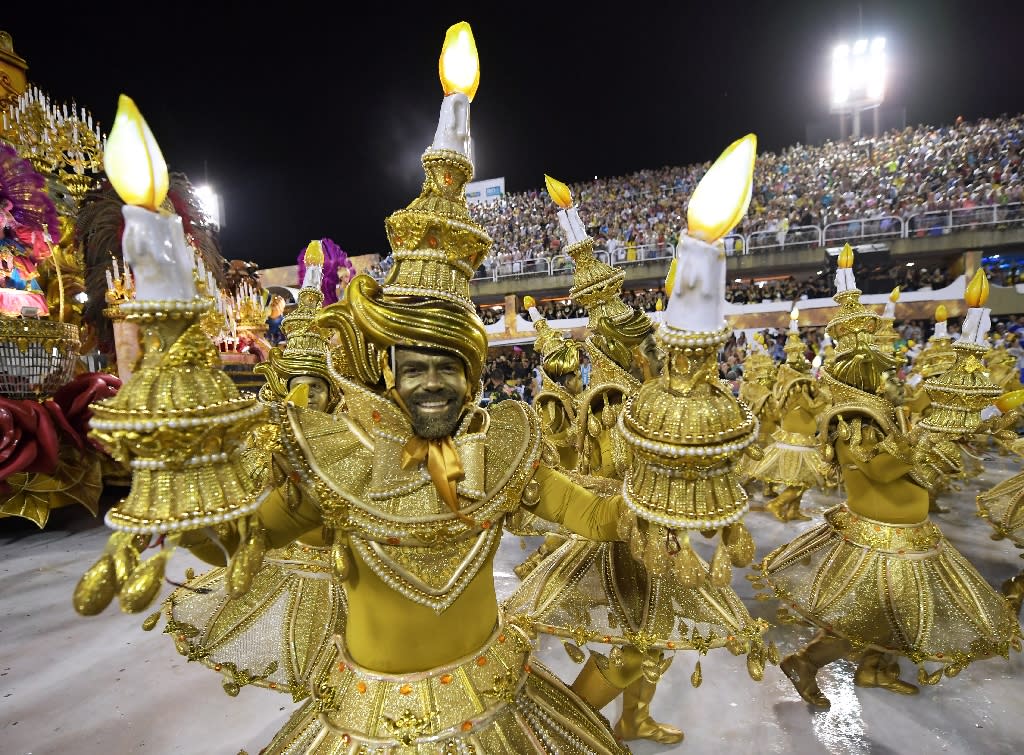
[508,146,771,746]
[976,393,1024,613]
[764,260,1020,710]
[75,27,632,754]
[734,334,778,482]
[748,309,831,522]
[152,243,348,702]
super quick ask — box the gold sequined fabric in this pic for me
[505,535,767,663]
[164,542,346,700]
[763,505,1022,669]
[261,617,628,754]
[977,471,1024,548]
[747,428,832,489]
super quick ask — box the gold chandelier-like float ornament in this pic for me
[617,135,760,589]
[1,85,106,203]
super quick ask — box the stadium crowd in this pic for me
[468,114,1024,276]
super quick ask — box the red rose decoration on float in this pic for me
[0,397,61,494]
[52,372,122,451]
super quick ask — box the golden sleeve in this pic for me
[528,463,623,541]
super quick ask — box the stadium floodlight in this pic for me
[195,184,224,229]
[831,37,886,137]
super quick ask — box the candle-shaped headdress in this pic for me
[104,95,196,302]
[663,134,756,334]
[617,134,760,570]
[933,303,949,339]
[324,21,489,391]
[255,240,340,409]
[883,286,900,319]
[783,306,811,372]
[920,268,1002,434]
[544,172,651,381]
[523,295,580,387]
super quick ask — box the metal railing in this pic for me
[469,203,1024,284]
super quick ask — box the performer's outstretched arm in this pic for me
[528,463,623,541]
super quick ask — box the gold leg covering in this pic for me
[613,653,684,744]
[854,649,919,695]
[571,646,645,711]
[780,631,850,709]
[766,487,810,522]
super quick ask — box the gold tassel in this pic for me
[673,538,706,587]
[723,522,755,567]
[766,641,780,666]
[917,666,944,685]
[141,610,162,631]
[690,660,703,688]
[563,641,586,664]
[227,519,267,598]
[746,646,765,681]
[709,539,733,587]
[119,550,171,613]
[73,554,118,616]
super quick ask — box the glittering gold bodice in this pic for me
[273,387,542,671]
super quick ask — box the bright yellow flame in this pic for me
[996,389,1024,412]
[686,134,756,243]
[544,175,573,209]
[103,95,168,211]
[439,22,480,101]
[664,257,679,294]
[655,298,664,312]
[790,306,799,321]
[838,243,854,269]
[523,295,536,308]
[304,239,324,266]
[935,304,948,322]
[889,286,900,302]
[965,268,989,307]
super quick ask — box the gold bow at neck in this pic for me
[389,388,474,526]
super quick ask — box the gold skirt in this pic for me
[977,470,1024,548]
[163,541,346,700]
[504,536,768,667]
[748,429,832,490]
[763,506,1022,670]
[261,616,628,754]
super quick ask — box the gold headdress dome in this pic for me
[319,23,489,389]
[920,270,1002,434]
[826,244,880,353]
[255,241,341,409]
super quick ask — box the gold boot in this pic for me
[780,631,852,708]
[854,650,919,696]
[570,649,642,711]
[613,675,685,744]
[1001,573,1024,615]
[766,487,810,522]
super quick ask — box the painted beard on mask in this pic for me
[407,388,464,439]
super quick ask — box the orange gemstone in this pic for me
[440,674,453,684]
[666,642,675,649]
[428,236,438,248]
[400,683,413,695]
[214,664,222,671]
[727,635,735,642]
[178,634,185,642]
[444,173,453,185]
[524,664,532,674]
[387,537,400,545]
[337,663,346,672]
[936,653,945,659]
[476,656,487,666]
[357,681,367,694]
[603,636,611,642]
[289,471,300,483]
[498,634,506,643]
[532,460,541,469]
[372,410,382,423]
[461,721,473,732]
[481,520,491,530]
[269,683,277,689]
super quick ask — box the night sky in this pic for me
[8,1,1024,268]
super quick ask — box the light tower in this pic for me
[830,37,886,139]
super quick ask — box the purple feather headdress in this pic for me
[0,143,60,241]
[297,237,351,305]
